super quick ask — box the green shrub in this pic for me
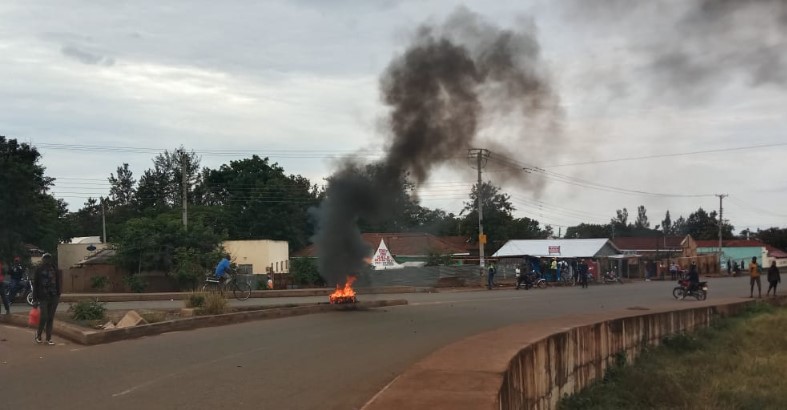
[185,292,207,308]
[202,292,228,315]
[290,258,324,286]
[139,311,167,323]
[124,274,148,293]
[69,299,107,321]
[90,276,109,291]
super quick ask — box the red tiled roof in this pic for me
[766,245,787,258]
[695,239,765,248]
[293,232,469,258]
[612,236,686,251]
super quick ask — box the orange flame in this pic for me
[329,276,357,304]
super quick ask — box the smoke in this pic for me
[311,8,563,285]
[568,0,787,100]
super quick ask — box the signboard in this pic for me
[548,246,561,255]
[479,234,487,245]
[371,239,404,270]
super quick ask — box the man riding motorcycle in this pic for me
[686,260,700,297]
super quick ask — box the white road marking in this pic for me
[359,374,402,410]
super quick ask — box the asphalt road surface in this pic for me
[0,277,756,410]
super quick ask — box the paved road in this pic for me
[0,277,756,410]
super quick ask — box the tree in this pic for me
[108,163,136,207]
[612,208,629,228]
[634,205,650,229]
[64,197,103,239]
[0,137,62,259]
[135,147,201,212]
[661,211,673,235]
[458,182,550,251]
[112,212,225,288]
[683,207,733,240]
[755,227,787,250]
[198,155,319,250]
[565,223,612,239]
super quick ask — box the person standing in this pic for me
[32,253,62,345]
[749,256,762,298]
[578,259,589,289]
[550,258,558,282]
[487,262,497,290]
[766,261,781,297]
[0,260,11,315]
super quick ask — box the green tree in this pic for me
[136,147,201,212]
[683,207,733,240]
[662,211,673,235]
[756,227,787,250]
[0,137,62,258]
[197,155,319,250]
[108,163,136,208]
[290,257,324,286]
[565,223,612,239]
[634,205,650,229]
[112,212,225,281]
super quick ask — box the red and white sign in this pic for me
[548,246,561,255]
[371,239,403,270]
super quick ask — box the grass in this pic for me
[560,303,787,410]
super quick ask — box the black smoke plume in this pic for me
[311,8,562,286]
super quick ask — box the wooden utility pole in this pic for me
[182,152,188,230]
[468,148,490,268]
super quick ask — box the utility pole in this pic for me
[717,193,728,263]
[182,152,188,230]
[468,148,490,268]
[101,197,107,243]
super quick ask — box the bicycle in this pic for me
[202,271,252,301]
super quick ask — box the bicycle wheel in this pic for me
[233,281,252,301]
[202,282,220,294]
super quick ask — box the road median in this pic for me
[0,299,408,345]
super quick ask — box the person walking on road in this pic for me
[487,263,497,290]
[749,256,762,298]
[766,261,781,297]
[0,260,11,315]
[32,253,62,345]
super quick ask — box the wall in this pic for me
[57,243,109,271]
[698,246,766,268]
[365,298,766,410]
[223,240,289,274]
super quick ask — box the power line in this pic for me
[546,141,787,168]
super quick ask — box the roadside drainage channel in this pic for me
[0,299,408,345]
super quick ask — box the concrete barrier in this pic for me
[365,297,783,410]
[59,286,425,303]
[0,299,408,345]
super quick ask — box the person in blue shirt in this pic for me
[214,254,232,282]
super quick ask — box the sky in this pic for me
[2,0,786,233]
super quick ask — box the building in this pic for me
[612,235,696,258]
[293,232,469,265]
[696,239,768,268]
[493,238,621,259]
[223,239,290,274]
[57,236,109,272]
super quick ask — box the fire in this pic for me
[330,275,357,304]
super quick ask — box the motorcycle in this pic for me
[515,270,547,290]
[672,279,708,301]
[602,271,623,284]
[5,274,35,306]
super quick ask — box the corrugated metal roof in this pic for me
[492,238,617,258]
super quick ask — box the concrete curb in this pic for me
[59,286,427,303]
[0,299,408,345]
[363,296,786,410]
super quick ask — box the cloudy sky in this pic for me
[2,0,786,233]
